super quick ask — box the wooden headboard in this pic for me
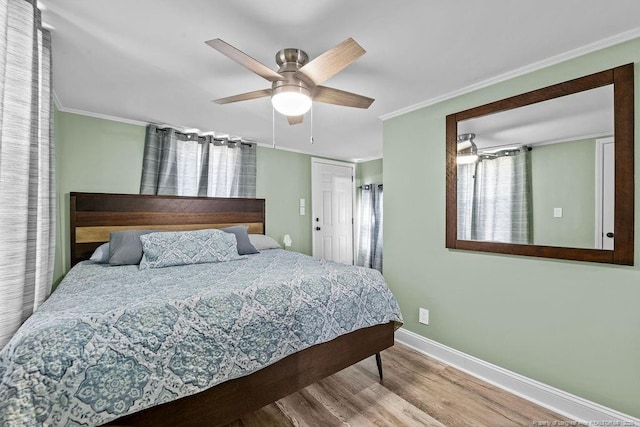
[70,192,266,266]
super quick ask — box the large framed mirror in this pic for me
[446,64,634,265]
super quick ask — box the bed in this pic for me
[0,192,402,426]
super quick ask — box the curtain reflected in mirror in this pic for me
[458,148,532,244]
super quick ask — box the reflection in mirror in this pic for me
[445,64,634,265]
[456,86,614,250]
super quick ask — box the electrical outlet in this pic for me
[419,308,429,325]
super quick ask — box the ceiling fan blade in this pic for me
[206,38,285,82]
[312,86,374,109]
[213,88,272,104]
[294,38,365,86]
[287,115,304,125]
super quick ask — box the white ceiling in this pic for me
[43,1,640,162]
[458,85,614,150]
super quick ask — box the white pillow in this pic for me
[248,234,281,250]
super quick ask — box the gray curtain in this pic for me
[0,0,54,349]
[458,148,532,244]
[140,125,256,197]
[457,162,475,241]
[357,184,383,272]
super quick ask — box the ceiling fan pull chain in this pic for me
[272,107,276,149]
[310,103,314,144]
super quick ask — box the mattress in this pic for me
[0,249,402,426]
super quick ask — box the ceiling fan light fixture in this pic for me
[208,38,373,124]
[271,85,312,116]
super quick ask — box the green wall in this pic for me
[54,110,146,284]
[53,111,319,284]
[356,158,383,186]
[256,146,313,255]
[531,138,596,248]
[383,37,640,417]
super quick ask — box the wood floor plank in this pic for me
[224,342,572,427]
[371,344,571,426]
[295,379,377,425]
[360,348,503,426]
[236,403,296,427]
[441,366,564,423]
[275,387,346,427]
[308,372,443,426]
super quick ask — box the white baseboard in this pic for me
[394,328,640,426]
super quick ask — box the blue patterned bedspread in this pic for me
[0,249,402,426]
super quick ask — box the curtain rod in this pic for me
[478,145,531,160]
[152,126,254,146]
[478,144,531,154]
[358,184,383,189]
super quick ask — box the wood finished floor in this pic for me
[224,342,571,427]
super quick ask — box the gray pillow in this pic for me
[89,242,110,263]
[220,225,259,255]
[108,230,157,265]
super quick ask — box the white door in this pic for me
[596,137,615,250]
[311,158,355,264]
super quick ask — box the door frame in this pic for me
[311,157,356,262]
[595,136,614,249]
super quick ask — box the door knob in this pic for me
[315,227,321,231]
[606,232,614,238]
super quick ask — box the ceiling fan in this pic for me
[205,37,374,125]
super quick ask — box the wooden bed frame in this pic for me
[69,192,395,427]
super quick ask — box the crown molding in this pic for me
[353,155,383,164]
[55,104,148,127]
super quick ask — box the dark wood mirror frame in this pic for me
[446,63,634,265]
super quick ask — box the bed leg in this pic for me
[375,352,383,381]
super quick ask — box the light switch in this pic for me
[554,207,563,218]
[299,198,305,207]
[299,206,305,216]
[419,308,429,325]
